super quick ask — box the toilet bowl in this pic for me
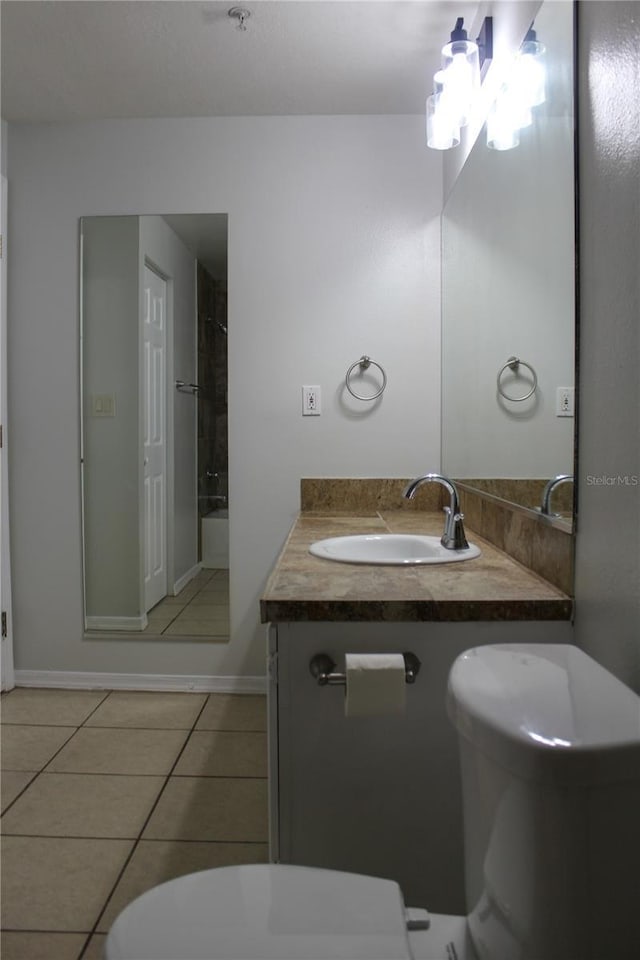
[104,863,477,960]
[105,644,640,960]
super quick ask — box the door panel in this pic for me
[143,266,167,612]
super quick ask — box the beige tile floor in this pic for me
[1,687,268,960]
[84,570,229,641]
[145,568,230,638]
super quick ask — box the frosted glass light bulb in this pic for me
[442,53,476,127]
[515,36,546,107]
[426,94,460,150]
[441,19,480,128]
[487,93,520,151]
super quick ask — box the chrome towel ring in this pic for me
[345,356,387,401]
[497,356,538,402]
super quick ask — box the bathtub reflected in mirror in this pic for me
[80,213,230,641]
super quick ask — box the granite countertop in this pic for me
[260,511,573,623]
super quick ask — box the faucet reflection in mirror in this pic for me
[441,0,575,525]
[540,474,574,518]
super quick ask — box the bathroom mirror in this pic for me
[81,213,229,640]
[441,0,576,524]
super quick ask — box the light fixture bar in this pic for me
[477,17,493,76]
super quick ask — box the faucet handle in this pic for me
[450,513,469,551]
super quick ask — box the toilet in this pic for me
[105,644,640,960]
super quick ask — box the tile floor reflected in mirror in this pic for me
[0,686,268,959]
[145,569,230,638]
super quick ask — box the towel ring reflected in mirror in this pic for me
[497,356,538,402]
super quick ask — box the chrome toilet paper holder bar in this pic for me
[309,652,421,686]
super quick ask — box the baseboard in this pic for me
[13,670,267,694]
[173,562,202,596]
[85,614,148,632]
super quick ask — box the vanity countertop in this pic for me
[260,511,573,622]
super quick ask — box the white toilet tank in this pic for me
[447,644,640,960]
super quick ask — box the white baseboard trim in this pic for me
[173,562,202,596]
[85,614,148,632]
[14,670,267,694]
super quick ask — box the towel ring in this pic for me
[497,357,538,402]
[345,356,387,401]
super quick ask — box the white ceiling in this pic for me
[2,1,479,276]
[162,213,228,276]
[1,0,480,122]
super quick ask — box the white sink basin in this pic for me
[308,534,481,565]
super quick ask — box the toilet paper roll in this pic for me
[344,653,407,717]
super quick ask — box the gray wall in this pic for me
[442,110,575,478]
[6,3,638,688]
[574,1,640,691]
[6,116,440,679]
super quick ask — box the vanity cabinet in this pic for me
[262,507,573,912]
[267,619,574,914]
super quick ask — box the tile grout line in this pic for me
[1,724,91,818]
[2,726,265,802]
[162,569,229,636]
[0,771,40,818]
[2,686,265,957]
[150,568,226,635]
[0,693,115,950]
[1,692,116,836]
[77,692,214,959]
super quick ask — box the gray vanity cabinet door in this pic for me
[269,620,573,914]
[271,621,467,914]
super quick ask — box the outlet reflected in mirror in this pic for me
[441,0,576,528]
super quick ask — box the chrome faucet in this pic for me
[403,473,469,550]
[540,474,573,516]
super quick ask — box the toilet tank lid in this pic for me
[447,644,640,785]
[105,864,414,960]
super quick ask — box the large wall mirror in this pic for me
[442,0,576,526]
[81,213,229,641]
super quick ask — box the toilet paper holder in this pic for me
[309,652,421,686]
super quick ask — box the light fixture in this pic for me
[513,25,546,108]
[486,22,546,151]
[426,71,461,149]
[486,88,522,151]
[440,18,480,129]
[426,93,461,150]
[426,17,492,150]
[476,17,494,76]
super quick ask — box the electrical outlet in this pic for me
[302,385,321,416]
[556,387,574,417]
